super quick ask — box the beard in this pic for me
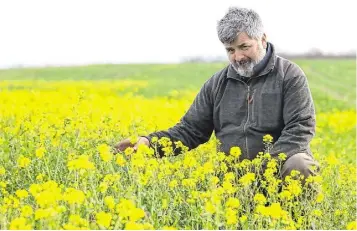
[231,43,267,77]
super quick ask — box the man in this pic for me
[115,7,319,180]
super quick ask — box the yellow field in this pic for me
[0,61,356,229]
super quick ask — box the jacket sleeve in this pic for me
[145,78,215,157]
[269,73,316,158]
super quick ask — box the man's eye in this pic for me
[227,49,234,53]
[241,46,249,50]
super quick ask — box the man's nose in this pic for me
[233,50,245,62]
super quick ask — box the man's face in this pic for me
[224,32,267,77]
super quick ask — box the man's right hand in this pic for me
[113,137,150,153]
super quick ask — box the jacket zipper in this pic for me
[251,90,255,119]
[243,85,250,159]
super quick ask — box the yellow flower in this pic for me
[295,216,304,228]
[63,214,89,230]
[35,190,62,208]
[256,203,286,219]
[11,197,20,209]
[210,176,220,186]
[162,226,177,230]
[162,198,168,209]
[220,162,228,173]
[124,147,135,156]
[32,181,62,208]
[312,209,322,217]
[97,143,110,153]
[169,180,178,189]
[35,147,46,159]
[225,208,238,225]
[218,152,226,161]
[36,173,45,181]
[104,196,115,210]
[63,188,86,205]
[256,204,269,216]
[143,223,154,230]
[263,134,273,143]
[326,153,339,165]
[116,154,127,166]
[229,146,241,158]
[67,155,95,171]
[279,190,292,201]
[129,208,146,222]
[205,201,216,214]
[0,166,5,176]
[268,203,285,219]
[225,197,240,209]
[15,189,29,199]
[21,205,33,217]
[125,221,145,230]
[203,161,214,174]
[286,179,302,197]
[97,144,113,162]
[347,221,356,230]
[316,193,324,203]
[183,155,197,169]
[96,211,112,228]
[264,153,271,159]
[116,198,136,215]
[129,136,139,144]
[35,208,57,220]
[17,155,31,168]
[224,172,235,182]
[238,173,256,187]
[266,158,278,170]
[253,193,266,205]
[222,181,236,194]
[29,184,42,196]
[0,181,7,189]
[239,215,247,223]
[182,178,196,188]
[278,153,287,161]
[151,136,158,143]
[9,217,32,230]
[99,182,108,193]
[56,205,67,213]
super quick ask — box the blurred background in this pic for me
[0,0,356,69]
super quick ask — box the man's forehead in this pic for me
[224,32,254,47]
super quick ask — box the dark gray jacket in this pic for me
[147,43,316,160]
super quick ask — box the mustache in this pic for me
[235,59,252,66]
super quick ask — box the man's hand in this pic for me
[114,137,150,153]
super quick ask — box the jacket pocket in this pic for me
[256,92,282,129]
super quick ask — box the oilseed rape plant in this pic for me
[0,63,356,230]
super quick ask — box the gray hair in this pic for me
[217,7,264,44]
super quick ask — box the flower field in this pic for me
[0,60,356,229]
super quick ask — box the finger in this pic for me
[114,141,129,152]
[115,144,124,152]
[133,139,145,151]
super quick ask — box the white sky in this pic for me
[0,0,356,68]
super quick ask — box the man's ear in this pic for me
[262,33,267,48]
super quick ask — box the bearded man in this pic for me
[115,6,319,180]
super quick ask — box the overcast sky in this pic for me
[0,0,356,68]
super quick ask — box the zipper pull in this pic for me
[247,86,254,104]
[247,86,251,101]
